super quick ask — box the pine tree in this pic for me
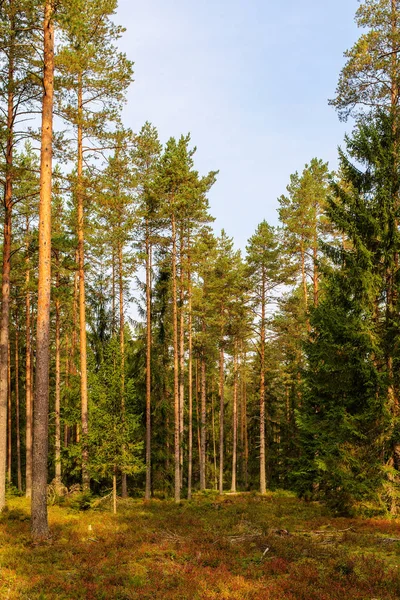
[31,0,55,540]
[246,222,284,493]
[298,112,400,514]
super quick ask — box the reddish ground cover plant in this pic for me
[0,492,400,599]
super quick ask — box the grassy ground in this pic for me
[0,491,400,599]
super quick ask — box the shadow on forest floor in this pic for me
[1,492,400,599]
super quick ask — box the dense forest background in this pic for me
[1,0,400,539]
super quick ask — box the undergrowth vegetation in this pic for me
[1,492,400,599]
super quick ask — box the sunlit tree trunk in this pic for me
[200,340,206,491]
[0,2,15,509]
[25,217,32,498]
[187,267,193,500]
[15,317,21,492]
[171,214,180,502]
[211,385,217,490]
[7,341,11,484]
[260,272,266,495]
[218,345,224,494]
[77,74,89,491]
[231,343,238,493]
[179,232,185,490]
[118,242,127,498]
[145,233,152,501]
[31,0,55,539]
[54,267,61,490]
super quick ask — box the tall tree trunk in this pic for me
[112,248,116,335]
[118,242,127,498]
[7,341,11,484]
[200,345,206,491]
[113,466,117,515]
[218,346,224,494]
[77,73,89,491]
[243,353,249,490]
[195,358,201,478]
[54,268,61,490]
[211,386,217,490]
[260,274,267,494]
[145,234,152,501]
[313,235,319,307]
[31,0,54,539]
[25,218,32,498]
[171,214,180,502]
[0,3,14,510]
[179,233,185,490]
[71,249,79,376]
[187,268,193,500]
[15,317,21,492]
[231,342,238,493]
[301,239,308,312]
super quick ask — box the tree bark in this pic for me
[313,236,319,307]
[145,235,152,501]
[218,346,224,494]
[260,273,267,495]
[7,341,11,484]
[243,353,249,490]
[179,232,185,490]
[118,243,127,498]
[231,342,238,493]
[211,385,217,490]
[25,217,32,498]
[31,0,54,539]
[200,346,206,491]
[15,318,21,492]
[187,268,193,500]
[55,268,61,489]
[171,214,180,502]
[77,73,89,491]
[0,1,15,510]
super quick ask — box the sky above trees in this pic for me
[116,0,359,249]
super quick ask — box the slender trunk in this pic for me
[0,4,14,509]
[171,214,180,502]
[112,248,116,335]
[31,1,54,539]
[187,267,193,500]
[55,268,61,489]
[7,341,11,483]
[77,74,89,491]
[211,386,217,490]
[218,346,224,494]
[118,243,127,498]
[260,274,266,494]
[195,359,201,478]
[64,332,69,449]
[71,250,79,376]
[145,235,152,501]
[301,240,308,309]
[179,233,185,490]
[113,467,117,515]
[200,346,206,491]
[165,396,170,474]
[313,236,318,307]
[15,319,21,492]
[231,342,238,493]
[243,354,248,490]
[25,218,32,498]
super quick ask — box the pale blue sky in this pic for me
[116,0,359,249]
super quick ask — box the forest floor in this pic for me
[0,491,400,599]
